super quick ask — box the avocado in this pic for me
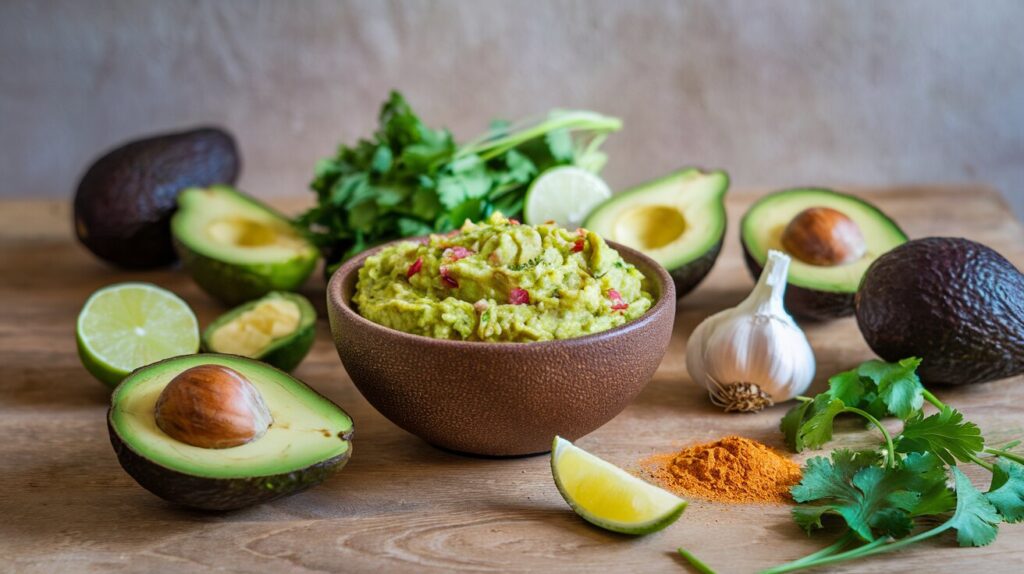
[202,292,316,372]
[856,237,1024,385]
[584,168,729,297]
[740,188,906,319]
[73,127,240,269]
[172,186,319,305]
[108,354,352,510]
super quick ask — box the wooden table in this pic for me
[1,187,1022,573]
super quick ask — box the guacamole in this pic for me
[352,213,654,342]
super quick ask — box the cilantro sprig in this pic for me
[679,358,1024,573]
[297,91,621,270]
[769,358,1024,572]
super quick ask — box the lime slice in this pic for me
[551,436,686,535]
[76,282,200,387]
[524,166,612,228]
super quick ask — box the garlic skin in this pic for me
[686,250,815,408]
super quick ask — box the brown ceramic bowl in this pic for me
[326,239,675,456]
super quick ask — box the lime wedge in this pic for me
[76,282,200,387]
[551,436,686,535]
[524,166,612,228]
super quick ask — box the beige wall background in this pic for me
[2,0,1022,217]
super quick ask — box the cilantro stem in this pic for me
[456,111,622,162]
[760,523,951,574]
[922,389,946,410]
[967,452,995,472]
[781,532,855,568]
[677,548,717,574]
[843,406,897,469]
[985,447,1024,466]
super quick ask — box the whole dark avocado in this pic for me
[856,237,1024,385]
[73,127,240,268]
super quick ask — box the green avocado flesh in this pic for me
[585,168,728,271]
[110,354,351,479]
[171,186,318,304]
[202,292,316,372]
[742,189,906,293]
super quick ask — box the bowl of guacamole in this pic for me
[351,213,655,342]
[327,214,676,456]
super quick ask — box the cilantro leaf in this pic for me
[797,396,847,451]
[827,368,866,406]
[780,399,814,451]
[858,357,924,420]
[791,450,919,541]
[949,467,1001,547]
[896,407,984,465]
[901,451,956,516]
[986,459,1024,523]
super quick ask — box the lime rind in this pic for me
[76,282,200,387]
[551,436,686,535]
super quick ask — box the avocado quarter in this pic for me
[108,354,352,510]
[201,292,316,372]
[740,188,907,320]
[583,168,729,297]
[73,127,240,269]
[172,186,319,305]
[856,237,1024,385]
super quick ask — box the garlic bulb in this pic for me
[685,250,815,412]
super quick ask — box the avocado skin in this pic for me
[742,247,855,320]
[671,237,724,297]
[73,127,240,269]
[174,237,318,306]
[108,419,351,511]
[856,237,1024,385]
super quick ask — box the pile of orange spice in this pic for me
[642,435,802,504]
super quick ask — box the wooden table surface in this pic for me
[1,186,1022,574]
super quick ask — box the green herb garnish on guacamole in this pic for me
[352,213,653,342]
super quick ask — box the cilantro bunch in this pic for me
[297,91,621,271]
[679,358,1024,573]
[768,358,1024,572]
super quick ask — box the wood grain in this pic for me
[0,186,1022,573]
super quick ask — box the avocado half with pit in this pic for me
[740,188,907,320]
[108,354,352,510]
[172,186,319,305]
[202,292,316,372]
[584,168,729,297]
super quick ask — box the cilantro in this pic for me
[948,467,1001,547]
[299,92,621,268]
[508,255,542,272]
[760,358,1024,573]
[986,460,1024,522]
[896,407,984,465]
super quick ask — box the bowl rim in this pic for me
[326,235,676,350]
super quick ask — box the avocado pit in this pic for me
[781,207,866,267]
[154,364,273,449]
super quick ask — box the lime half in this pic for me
[551,436,686,535]
[76,282,200,387]
[524,166,612,228]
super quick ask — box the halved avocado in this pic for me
[172,186,319,305]
[201,292,316,372]
[108,354,352,510]
[740,188,907,319]
[584,168,729,297]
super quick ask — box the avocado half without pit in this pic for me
[171,186,319,305]
[202,292,316,372]
[740,188,907,319]
[108,354,352,510]
[584,168,729,297]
